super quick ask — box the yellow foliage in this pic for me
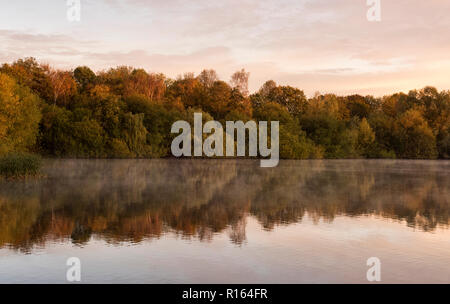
[0,73,42,154]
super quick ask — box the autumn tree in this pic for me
[267,85,308,115]
[74,66,97,91]
[394,109,437,158]
[198,69,218,88]
[251,80,277,109]
[120,113,148,156]
[97,66,133,96]
[356,118,376,156]
[0,73,42,154]
[0,57,53,102]
[125,69,166,101]
[47,68,77,105]
[345,95,371,119]
[166,73,201,108]
[300,94,358,158]
[259,80,277,98]
[254,102,322,159]
[230,69,250,97]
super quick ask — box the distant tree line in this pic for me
[0,58,448,159]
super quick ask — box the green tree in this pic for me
[119,113,148,157]
[356,118,376,157]
[265,85,308,115]
[39,105,74,156]
[254,102,322,159]
[301,95,358,158]
[394,109,437,158]
[0,57,53,102]
[74,66,97,92]
[0,73,42,154]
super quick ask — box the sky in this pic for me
[0,0,449,96]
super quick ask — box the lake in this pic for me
[0,159,449,283]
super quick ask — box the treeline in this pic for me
[0,57,449,159]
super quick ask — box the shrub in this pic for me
[0,153,42,178]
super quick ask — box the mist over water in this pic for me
[0,159,449,283]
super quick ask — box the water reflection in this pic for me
[0,159,448,252]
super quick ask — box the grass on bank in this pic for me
[0,153,42,179]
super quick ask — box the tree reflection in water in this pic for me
[0,159,448,252]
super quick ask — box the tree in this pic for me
[230,69,250,97]
[74,66,96,91]
[0,57,53,102]
[367,112,397,158]
[0,73,42,154]
[259,80,277,98]
[124,94,186,157]
[250,80,277,109]
[120,113,148,156]
[437,130,450,158]
[47,69,77,105]
[166,74,201,108]
[87,86,122,139]
[394,109,437,158]
[39,105,75,156]
[198,69,218,88]
[254,102,322,159]
[415,87,450,158]
[266,85,308,115]
[71,119,105,157]
[97,66,133,96]
[125,69,166,101]
[356,118,376,156]
[300,95,358,158]
[346,95,371,119]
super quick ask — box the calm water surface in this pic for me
[0,159,449,283]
